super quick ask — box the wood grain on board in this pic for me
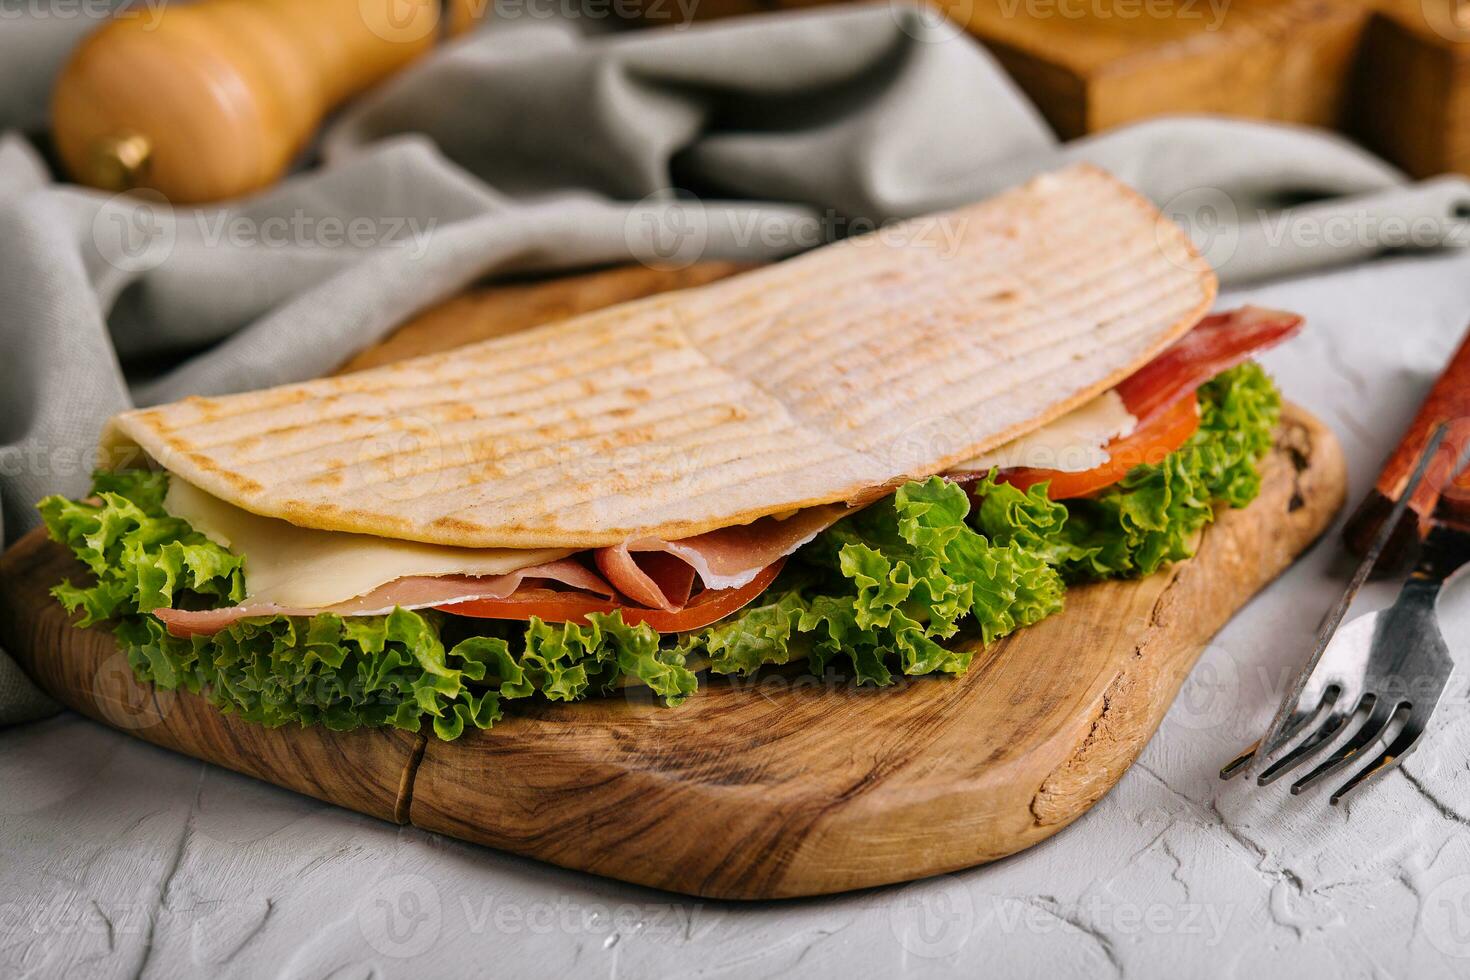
[937,0,1370,139]
[1350,0,1470,179]
[0,262,1346,899]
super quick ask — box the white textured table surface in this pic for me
[5,249,1470,980]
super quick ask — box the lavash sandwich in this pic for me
[38,165,1302,740]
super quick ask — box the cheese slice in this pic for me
[164,478,571,609]
[950,390,1137,475]
[164,388,1133,610]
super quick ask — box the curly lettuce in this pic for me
[38,364,1280,739]
[114,608,504,740]
[38,470,245,626]
[682,478,1065,685]
[40,473,694,740]
[974,362,1281,579]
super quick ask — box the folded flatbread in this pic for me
[103,164,1215,550]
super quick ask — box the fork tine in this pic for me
[1329,709,1425,805]
[1256,705,1353,785]
[1219,740,1259,780]
[1221,684,1342,781]
[1291,697,1396,795]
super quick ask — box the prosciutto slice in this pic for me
[155,559,613,638]
[1114,306,1302,425]
[592,503,853,611]
[156,503,856,637]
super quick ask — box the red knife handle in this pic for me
[1427,427,1470,536]
[1345,326,1470,553]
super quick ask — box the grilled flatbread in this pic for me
[103,164,1214,548]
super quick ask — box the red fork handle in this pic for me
[1345,326,1470,552]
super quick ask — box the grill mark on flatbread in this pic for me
[719,281,1187,450]
[106,165,1215,547]
[177,310,684,446]
[323,402,834,520]
[847,291,1196,450]
[243,238,1171,473]
[181,322,684,451]
[274,395,808,508]
[221,355,710,467]
[693,193,1148,357]
[594,447,857,528]
[711,214,1170,387]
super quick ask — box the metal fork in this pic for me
[1222,425,1470,804]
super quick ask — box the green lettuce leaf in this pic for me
[521,613,697,704]
[681,477,1066,685]
[115,607,505,740]
[39,470,245,626]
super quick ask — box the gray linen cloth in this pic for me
[2,2,1468,724]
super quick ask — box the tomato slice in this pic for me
[1115,307,1301,424]
[439,559,785,631]
[996,393,1201,499]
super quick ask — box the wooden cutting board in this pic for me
[0,262,1346,899]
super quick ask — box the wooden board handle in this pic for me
[51,0,487,204]
[1345,326,1470,552]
